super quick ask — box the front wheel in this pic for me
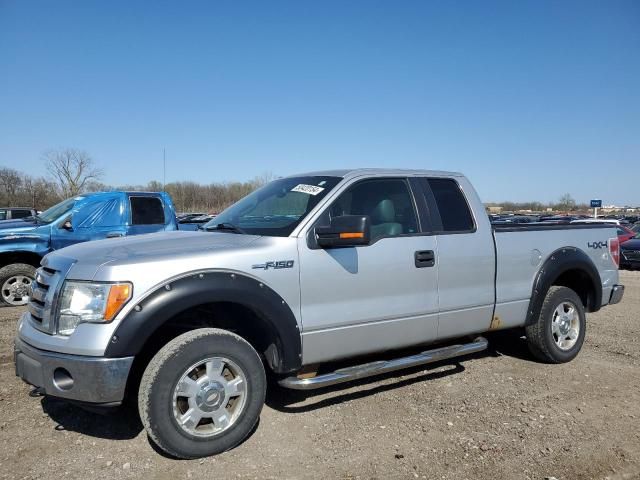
[525,286,586,363]
[0,263,36,306]
[138,328,266,459]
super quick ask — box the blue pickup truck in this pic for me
[0,191,181,306]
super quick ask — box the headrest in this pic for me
[371,199,395,223]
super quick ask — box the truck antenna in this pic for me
[163,148,166,192]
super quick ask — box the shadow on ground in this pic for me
[485,328,536,361]
[39,329,536,444]
[41,396,143,440]
[267,329,537,413]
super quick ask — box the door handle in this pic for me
[414,250,435,268]
[106,232,124,238]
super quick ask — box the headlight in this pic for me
[57,281,132,336]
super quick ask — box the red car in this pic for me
[618,225,635,244]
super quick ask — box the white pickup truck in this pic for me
[14,168,624,458]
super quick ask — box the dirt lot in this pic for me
[1,271,639,480]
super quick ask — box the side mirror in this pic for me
[61,218,73,231]
[315,215,371,248]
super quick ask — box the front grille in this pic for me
[621,250,640,262]
[27,266,62,333]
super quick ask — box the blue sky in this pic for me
[1,1,638,205]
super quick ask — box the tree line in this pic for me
[2,147,593,215]
[1,148,272,213]
[484,193,591,213]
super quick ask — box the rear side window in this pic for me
[427,178,475,232]
[0,210,6,220]
[130,196,165,225]
[12,209,32,219]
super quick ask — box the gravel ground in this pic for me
[1,271,639,480]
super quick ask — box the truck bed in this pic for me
[492,222,619,331]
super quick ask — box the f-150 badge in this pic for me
[252,260,295,270]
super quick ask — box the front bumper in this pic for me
[609,284,624,305]
[14,336,133,405]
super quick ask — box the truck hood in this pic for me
[0,218,39,234]
[46,230,262,279]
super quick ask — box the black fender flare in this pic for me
[104,271,302,374]
[525,247,602,326]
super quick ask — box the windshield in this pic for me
[203,176,342,236]
[36,197,78,224]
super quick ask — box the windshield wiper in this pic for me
[205,222,246,234]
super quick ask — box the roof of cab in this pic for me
[81,191,167,197]
[291,168,463,179]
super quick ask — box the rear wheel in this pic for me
[0,263,36,306]
[525,286,586,363]
[138,328,266,459]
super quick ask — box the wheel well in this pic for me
[125,301,285,400]
[552,269,597,312]
[0,251,42,269]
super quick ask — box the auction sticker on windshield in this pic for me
[291,184,325,195]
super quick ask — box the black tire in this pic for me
[0,263,36,307]
[138,328,266,459]
[525,286,586,363]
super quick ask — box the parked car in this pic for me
[176,214,216,231]
[571,218,622,225]
[539,215,575,224]
[14,169,623,458]
[491,215,540,224]
[0,207,37,221]
[620,233,640,270]
[617,225,636,244]
[177,213,207,222]
[0,191,180,306]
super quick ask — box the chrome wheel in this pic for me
[1,275,32,306]
[172,357,247,437]
[551,301,580,350]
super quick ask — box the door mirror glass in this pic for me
[61,218,73,231]
[315,215,371,248]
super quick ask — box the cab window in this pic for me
[327,178,418,242]
[130,196,165,225]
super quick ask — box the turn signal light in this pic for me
[339,232,364,239]
[105,283,132,320]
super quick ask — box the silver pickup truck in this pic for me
[14,169,624,458]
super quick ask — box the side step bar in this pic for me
[279,336,488,390]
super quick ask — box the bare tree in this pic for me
[44,148,103,197]
[253,171,276,188]
[556,193,576,212]
[0,167,22,205]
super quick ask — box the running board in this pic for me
[279,336,488,390]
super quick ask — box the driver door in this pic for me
[50,197,126,249]
[298,177,439,364]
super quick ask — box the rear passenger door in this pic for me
[414,177,495,339]
[126,195,168,236]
